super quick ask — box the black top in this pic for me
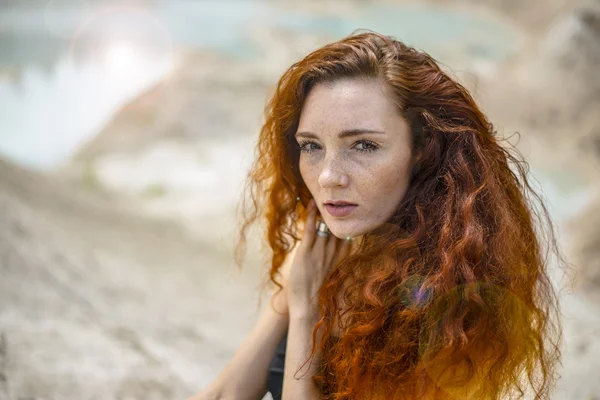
[267,331,288,400]
[267,331,339,399]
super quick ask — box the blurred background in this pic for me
[0,0,599,399]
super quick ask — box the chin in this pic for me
[328,229,344,239]
[328,221,379,240]
[322,223,358,240]
[319,212,370,237]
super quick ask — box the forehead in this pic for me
[298,78,400,131]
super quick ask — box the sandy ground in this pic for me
[0,158,272,399]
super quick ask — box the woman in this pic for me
[191,31,564,400]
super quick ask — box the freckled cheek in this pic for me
[299,161,318,187]
[365,163,411,202]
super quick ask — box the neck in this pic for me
[348,234,364,253]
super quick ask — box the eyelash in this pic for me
[297,140,380,154]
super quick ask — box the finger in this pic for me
[300,199,318,250]
[314,218,329,254]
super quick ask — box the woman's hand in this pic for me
[287,199,351,317]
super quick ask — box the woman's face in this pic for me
[296,77,415,240]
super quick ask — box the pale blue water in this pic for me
[274,4,515,60]
[3,1,592,221]
[0,1,520,167]
[0,2,516,69]
[0,1,519,170]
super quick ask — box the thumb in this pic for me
[300,199,318,250]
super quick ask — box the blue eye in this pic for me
[354,140,379,153]
[298,140,319,154]
[297,140,379,154]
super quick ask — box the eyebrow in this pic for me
[295,129,386,139]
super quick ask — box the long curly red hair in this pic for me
[234,31,565,400]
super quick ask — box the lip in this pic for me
[324,204,358,217]
[325,200,357,206]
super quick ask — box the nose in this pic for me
[318,154,349,188]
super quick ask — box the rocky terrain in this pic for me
[1,0,600,399]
